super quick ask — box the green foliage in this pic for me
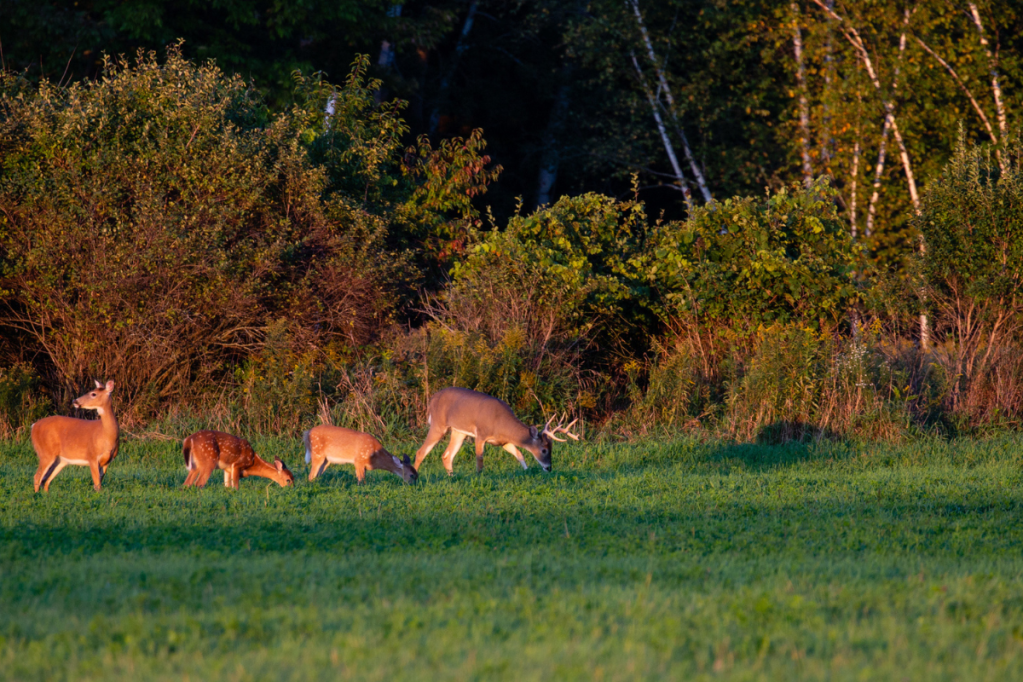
[0,49,403,418]
[915,135,1023,423]
[653,179,860,332]
[293,56,503,282]
[458,192,655,333]
[919,134,1023,310]
[0,0,395,108]
[724,324,909,443]
[0,363,50,437]
[292,56,409,206]
[4,436,1023,678]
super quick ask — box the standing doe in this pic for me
[305,425,418,484]
[182,430,294,489]
[413,387,579,475]
[32,380,119,492]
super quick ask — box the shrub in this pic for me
[0,363,50,438]
[724,324,910,443]
[652,178,860,335]
[917,134,1023,423]
[0,49,499,423]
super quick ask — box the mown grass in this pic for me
[2,433,1023,680]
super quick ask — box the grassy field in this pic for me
[2,433,1023,680]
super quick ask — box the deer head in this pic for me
[400,455,418,484]
[73,380,115,412]
[273,457,295,487]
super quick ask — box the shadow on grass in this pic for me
[3,481,1020,565]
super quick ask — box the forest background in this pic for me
[0,0,1021,444]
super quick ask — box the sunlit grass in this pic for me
[2,434,1023,680]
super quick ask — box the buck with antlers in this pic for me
[305,425,418,484]
[182,430,294,489]
[413,387,579,475]
[31,380,119,492]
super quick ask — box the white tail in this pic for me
[305,425,417,485]
[413,387,579,475]
[31,380,119,492]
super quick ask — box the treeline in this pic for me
[3,1,1021,261]
[1,49,1021,442]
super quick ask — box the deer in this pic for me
[31,380,119,493]
[305,425,418,485]
[182,430,294,489]
[413,387,579,475]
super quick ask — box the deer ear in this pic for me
[274,458,284,471]
[402,455,412,466]
[94,380,103,389]
[529,425,539,439]
[105,380,116,392]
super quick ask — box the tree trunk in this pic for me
[791,2,813,186]
[374,5,402,103]
[429,1,478,136]
[968,3,1008,142]
[629,52,693,211]
[535,71,572,209]
[629,0,712,203]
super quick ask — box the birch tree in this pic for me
[628,0,712,204]
[791,2,814,186]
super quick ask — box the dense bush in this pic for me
[1,49,1022,442]
[916,135,1023,423]
[652,178,860,334]
[0,49,497,423]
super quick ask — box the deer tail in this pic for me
[303,430,312,465]
[183,437,194,470]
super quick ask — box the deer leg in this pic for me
[228,464,241,490]
[475,440,487,473]
[89,461,103,491]
[195,465,214,487]
[34,458,58,492]
[308,456,328,481]
[42,459,68,492]
[502,443,529,470]
[183,468,199,487]
[441,432,468,476]
[354,461,366,484]
[414,425,448,471]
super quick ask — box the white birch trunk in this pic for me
[914,37,998,148]
[792,2,813,186]
[812,1,928,347]
[629,0,712,203]
[865,116,891,239]
[820,0,835,167]
[849,138,860,239]
[630,52,693,212]
[968,3,1008,142]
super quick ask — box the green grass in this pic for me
[2,434,1023,680]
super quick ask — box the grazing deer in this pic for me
[305,425,418,484]
[413,387,579,475]
[182,430,294,489]
[32,380,119,493]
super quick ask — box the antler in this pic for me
[542,414,580,442]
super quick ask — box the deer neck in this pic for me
[369,449,404,475]
[242,456,284,484]
[93,404,119,441]
[505,419,535,448]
